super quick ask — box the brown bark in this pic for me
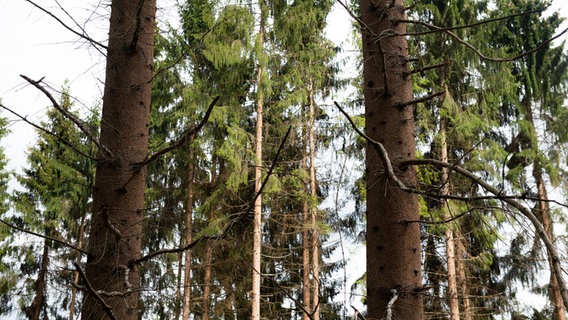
[29,242,49,320]
[302,120,311,320]
[81,0,156,319]
[440,114,460,320]
[69,215,86,320]
[534,165,567,320]
[361,1,424,318]
[456,237,472,320]
[308,80,320,320]
[202,242,213,320]
[182,146,195,320]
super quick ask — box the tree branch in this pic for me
[1,218,87,254]
[24,0,107,50]
[20,75,111,158]
[335,100,568,311]
[73,263,117,320]
[131,126,292,266]
[133,96,220,170]
[0,103,97,161]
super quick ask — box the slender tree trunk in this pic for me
[182,146,195,320]
[308,79,320,320]
[69,215,86,320]
[252,2,266,319]
[534,164,567,320]
[202,242,213,320]
[29,241,49,320]
[301,119,311,320]
[440,114,460,320]
[81,1,156,318]
[456,237,472,320]
[361,0,424,318]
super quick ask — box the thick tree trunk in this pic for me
[81,1,156,319]
[361,0,424,318]
[29,242,49,320]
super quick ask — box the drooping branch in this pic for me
[20,75,111,158]
[134,96,220,169]
[131,126,292,266]
[0,218,87,254]
[74,263,117,320]
[24,0,107,51]
[335,101,568,311]
[400,19,568,63]
[0,103,97,161]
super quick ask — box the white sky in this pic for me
[0,0,567,316]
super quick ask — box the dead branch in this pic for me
[351,306,367,320]
[335,101,568,311]
[25,0,107,51]
[131,126,292,266]
[134,96,220,169]
[20,75,111,158]
[394,91,445,109]
[409,61,449,75]
[0,218,87,254]
[0,103,97,161]
[73,262,117,320]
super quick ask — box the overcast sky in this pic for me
[0,0,567,173]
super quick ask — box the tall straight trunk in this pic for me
[308,79,320,320]
[301,124,311,320]
[252,2,266,319]
[182,145,195,320]
[202,242,213,320]
[361,0,424,318]
[69,215,86,320]
[534,164,567,320]
[440,114,460,320]
[456,237,472,320]
[29,241,49,320]
[81,1,156,319]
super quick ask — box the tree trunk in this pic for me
[534,164,567,320]
[456,237,472,320]
[308,79,320,320]
[69,215,86,320]
[29,241,49,320]
[182,145,195,320]
[361,0,424,318]
[440,114,460,320]
[302,117,311,320]
[202,242,213,320]
[81,0,156,319]
[252,2,266,319]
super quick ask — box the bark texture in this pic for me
[361,0,424,318]
[81,1,156,319]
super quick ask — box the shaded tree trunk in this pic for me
[29,242,49,320]
[81,0,156,319]
[456,237,472,320]
[69,215,86,320]
[202,242,213,320]
[182,146,195,320]
[361,0,424,318]
[308,79,320,320]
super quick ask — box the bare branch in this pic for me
[336,100,568,310]
[351,306,367,320]
[134,96,220,169]
[394,91,445,109]
[73,263,117,320]
[1,218,87,254]
[20,75,112,158]
[132,126,292,266]
[25,0,107,50]
[0,103,97,161]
